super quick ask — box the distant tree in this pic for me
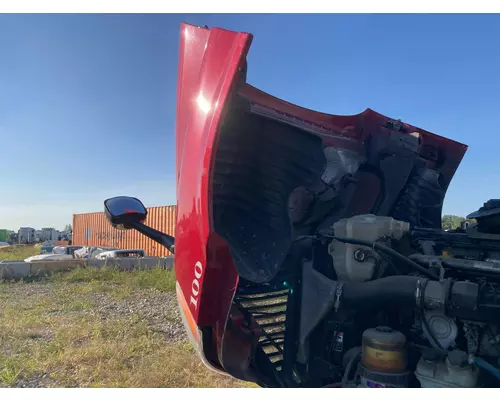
[441,215,476,230]
[65,224,72,233]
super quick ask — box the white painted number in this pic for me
[194,261,203,279]
[190,261,203,310]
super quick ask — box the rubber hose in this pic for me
[341,276,426,311]
[474,357,500,382]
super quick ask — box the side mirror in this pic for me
[104,196,147,230]
[103,196,175,254]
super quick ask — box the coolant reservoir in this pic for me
[415,349,478,388]
[328,214,410,282]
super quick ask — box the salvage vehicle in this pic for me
[24,245,84,262]
[103,23,500,388]
[73,246,118,260]
[94,249,146,260]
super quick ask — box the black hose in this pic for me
[341,276,427,311]
[332,236,439,280]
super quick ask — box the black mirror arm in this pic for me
[129,220,175,254]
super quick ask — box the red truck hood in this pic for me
[174,23,468,382]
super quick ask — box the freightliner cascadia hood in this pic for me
[173,23,468,386]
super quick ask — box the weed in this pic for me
[0,359,23,386]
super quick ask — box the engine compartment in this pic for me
[211,93,500,387]
[231,203,500,388]
[296,208,500,388]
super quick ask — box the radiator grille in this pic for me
[235,286,289,372]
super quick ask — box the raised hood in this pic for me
[174,23,468,382]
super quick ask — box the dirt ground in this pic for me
[0,268,255,388]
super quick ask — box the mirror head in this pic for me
[104,196,147,230]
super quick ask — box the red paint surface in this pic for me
[174,23,252,327]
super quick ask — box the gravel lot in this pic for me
[0,269,251,388]
[2,282,187,346]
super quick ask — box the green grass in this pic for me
[0,267,257,388]
[0,359,23,386]
[48,266,177,298]
[0,245,39,261]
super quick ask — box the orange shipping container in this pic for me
[72,205,176,257]
[55,240,70,246]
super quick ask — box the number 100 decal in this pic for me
[190,261,203,310]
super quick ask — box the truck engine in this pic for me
[304,200,500,388]
[234,199,500,388]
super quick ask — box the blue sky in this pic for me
[1,14,499,230]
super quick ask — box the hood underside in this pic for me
[211,83,467,284]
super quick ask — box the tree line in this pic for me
[441,215,475,231]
